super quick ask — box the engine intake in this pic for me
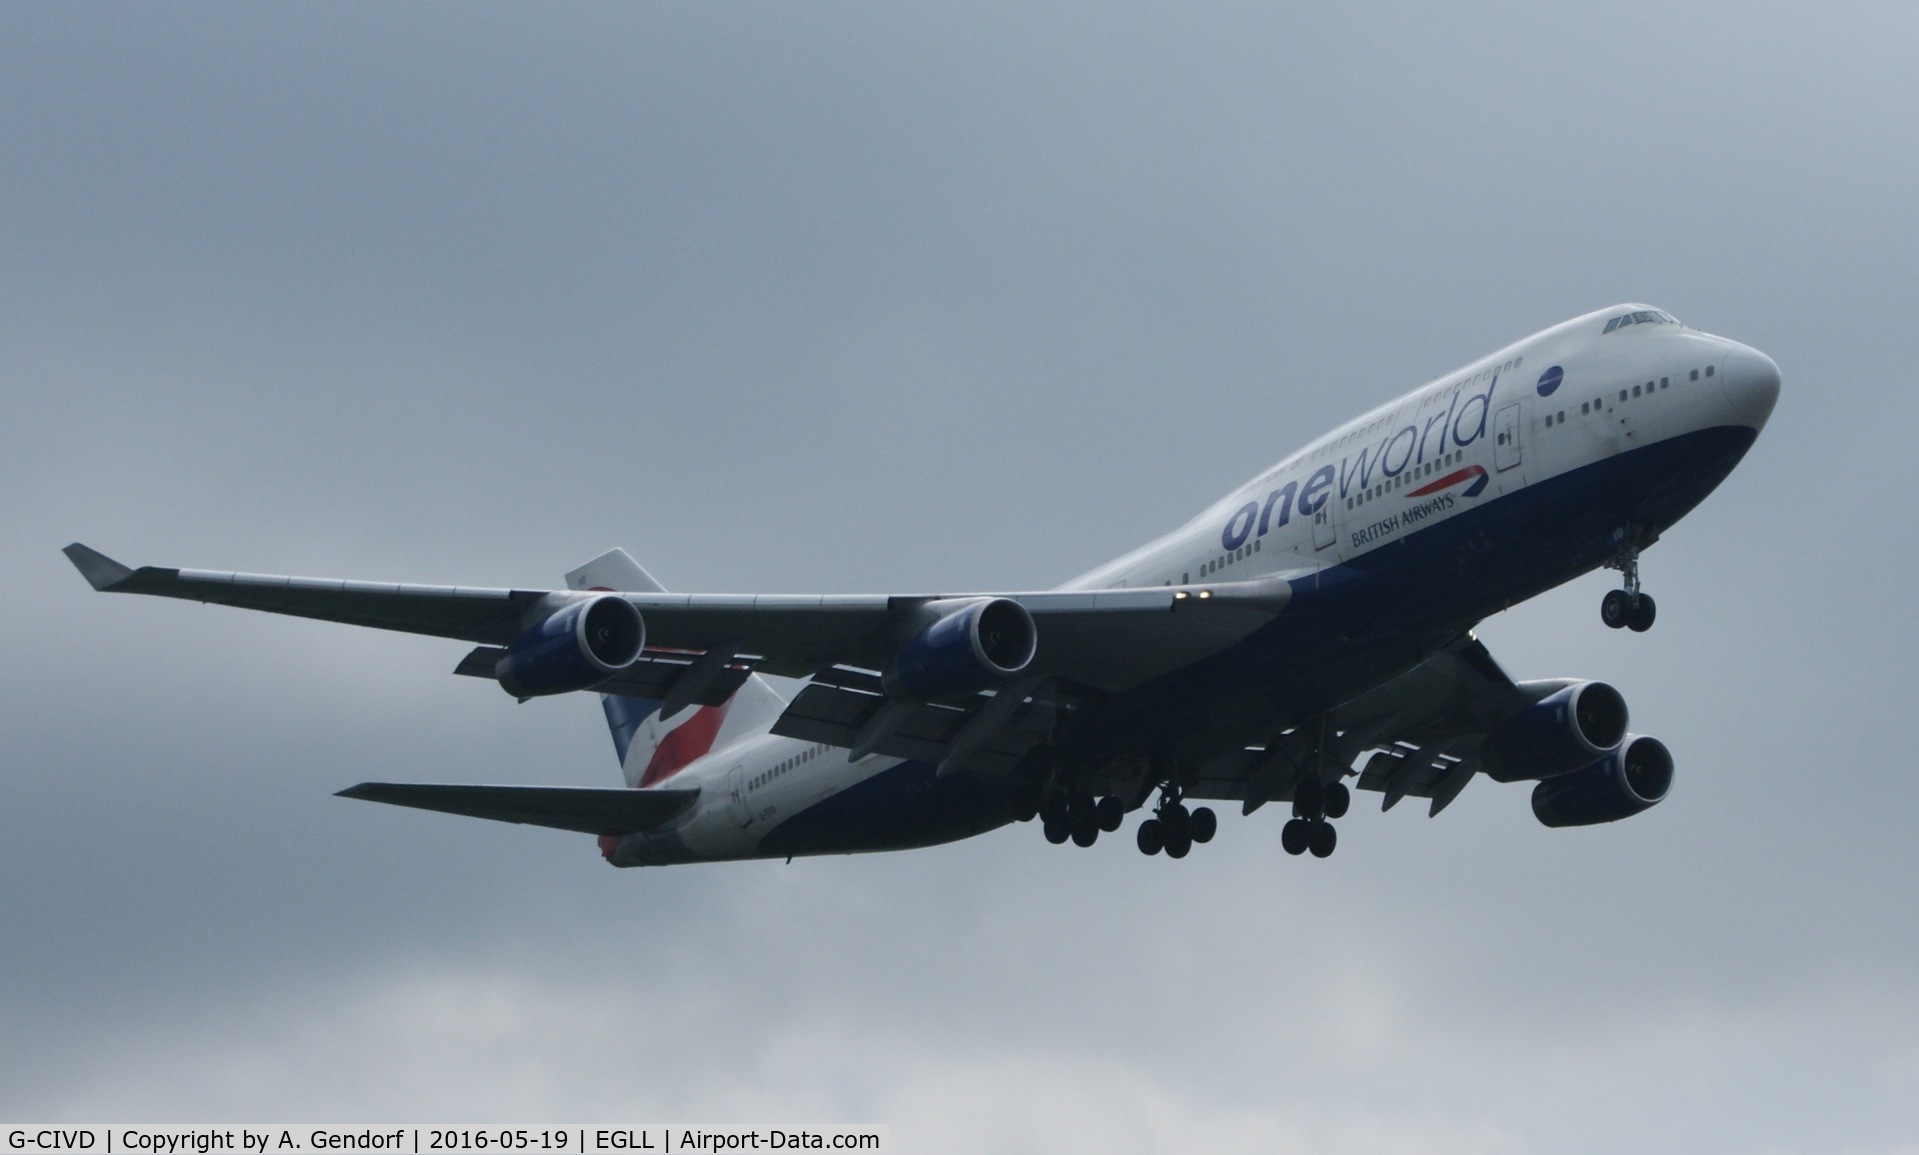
[883,597,1038,702]
[1531,735,1674,827]
[1482,680,1629,782]
[496,595,645,698]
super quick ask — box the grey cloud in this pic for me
[3,2,1916,1151]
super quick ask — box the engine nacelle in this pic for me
[496,595,645,698]
[1531,735,1674,827]
[882,597,1038,702]
[1482,680,1629,782]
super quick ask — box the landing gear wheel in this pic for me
[1095,795,1126,833]
[1012,792,1039,823]
[1601,588,1632,629]
[1281,818,1310,856]
[1189,806,1217,844]
[1160,802,1190,839]
[1164,827,1193,859]
[1040,795,1070,825]
[1322,782,1350,820]
[1628,593,1657,632]
[1043,818,1070,845]
[1070,808,1099,847]
[1136,818,1164,856]
[1309,821,1337,858]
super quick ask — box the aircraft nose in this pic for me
[1719,343,1781,431]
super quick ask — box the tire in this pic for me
[1281,818,1310,856]
[1096,795,1126,833]
[1628,592,1657,633]
[1012,792,1039,823]
[1323,781,1350,820]
[1188,806,1217,843]
[1601,589,1632,629]
[1309,821,1337,858]
[1066,790,1097,828]
[1161,803,1191,840]
[1043,819,1070,845]
[1070,809,1099,847]
[1164,829,1193,859]
[1136,818,1164,856]
[1040,795,1070,826]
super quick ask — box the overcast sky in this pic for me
[3,3,1916,1151]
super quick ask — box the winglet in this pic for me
[63,543,135,591]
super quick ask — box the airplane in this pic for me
[64,303,1780,866]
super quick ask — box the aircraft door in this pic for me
[725,760,752,827]
[1494,402,1523,471]
[1312,498,1336,550]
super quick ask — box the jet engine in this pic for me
[1531,735,1674,827]
[1482,681,1629,782]
[882,597,1038,701]
[496,595,645,698]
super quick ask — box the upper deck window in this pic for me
[1603,309,1680,334]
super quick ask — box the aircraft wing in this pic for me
[336,782,699,835]
[1324,634,1537,816]
[63,543,550,645]
[1179,634,1540,817]
[64,543,1294,693]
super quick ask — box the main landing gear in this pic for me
[1034,758,1220,858]
[1135,782,1217,859]
[1040,791,1126,848]
[1601,531,1656,633]
[1281,773,1348,858]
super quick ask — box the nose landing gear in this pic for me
[1601,531,1658,632]
[1601,588,1655,632]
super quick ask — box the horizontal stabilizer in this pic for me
[336,781,699,835]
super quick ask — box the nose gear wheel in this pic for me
[1601,529,1658,632]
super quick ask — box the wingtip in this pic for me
[63,543,135,591]
[336,783,378,800]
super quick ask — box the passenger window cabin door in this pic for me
[1312,499,1336,550]
[1494,402,1522,472]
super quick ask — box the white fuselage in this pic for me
[610,304,1780,866]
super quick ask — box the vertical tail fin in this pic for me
[565,549,787,788]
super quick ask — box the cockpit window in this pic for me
[1603,309,1680,334]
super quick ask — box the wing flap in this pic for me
[770,679,1048,773]
[453,645,754,704]
[337,782,699,835]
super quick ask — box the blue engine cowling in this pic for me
[1482,681,1629,782]
[882,597,1038,702]
[496,595,645,698]
[1531,735,1674,827]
